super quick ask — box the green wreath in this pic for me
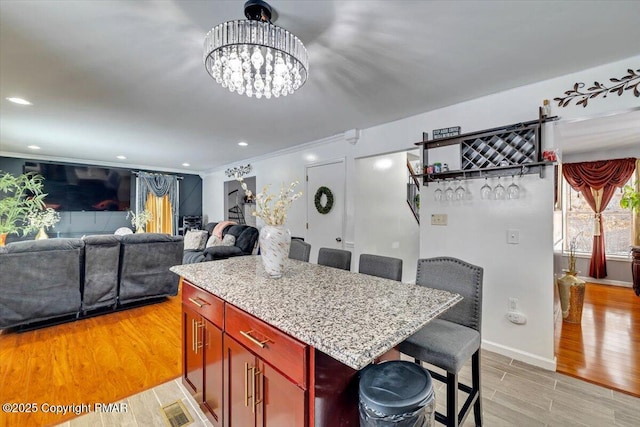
[314,186,334,214]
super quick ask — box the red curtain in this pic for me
[563,158,636,278]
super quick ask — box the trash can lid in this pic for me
[359,361,434,415]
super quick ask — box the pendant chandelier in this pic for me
[203,0,308,99]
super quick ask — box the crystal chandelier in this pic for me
[203,0,308,99]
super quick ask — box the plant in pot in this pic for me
[126,209,153,233]
[557,235,586,323]
[619,183,640,295]
[27,207,61,240]
[620,184,640,245]
[0,170,47,245]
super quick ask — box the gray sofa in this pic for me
[182,222,259,264]
[0,233,184,330]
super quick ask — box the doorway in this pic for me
[223,177,256,226]
[305,160,345,264]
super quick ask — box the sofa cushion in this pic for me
[4,238,84,253]
[82,235,120,311]
[183,230,208,251]
[204,245,243,260]
[0,238,84,328]
[118,233,184,304]
[183,250,206,264]
[226,225,259,255]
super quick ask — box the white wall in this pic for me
[355,152,420,282]
[203,55,640,370]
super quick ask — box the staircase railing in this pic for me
[406,160,420,224]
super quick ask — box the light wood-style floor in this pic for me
[3,281,639,426]
[555,283,640,397]
[58,350,640,427]
[0,289,182,427]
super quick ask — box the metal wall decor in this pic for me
[225,164,252,178]
[554,68,639,108]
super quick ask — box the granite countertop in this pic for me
[171,256,462,371]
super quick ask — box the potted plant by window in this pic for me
[619,183,640,295]
[556,236,586,323]
[0,171,47,245]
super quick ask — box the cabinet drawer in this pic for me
[225,304,308,389]
[182,280,224,329]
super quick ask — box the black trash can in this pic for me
[359,361,435,427]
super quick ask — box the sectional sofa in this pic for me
[182,222,259,264]
[0,233,184,330]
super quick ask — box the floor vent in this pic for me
[160,400,193,427]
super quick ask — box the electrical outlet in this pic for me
[508,297,518,311]
[431,214,448,226]
[507,229,519,244]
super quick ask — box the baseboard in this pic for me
[482,339,557,371]
[577,276,633,288]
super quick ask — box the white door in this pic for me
[306,160,345,264]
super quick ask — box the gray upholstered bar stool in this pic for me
[289,239,311,262]
[358,254,403,281]
[317,247,352,270]
[398,257,483,427]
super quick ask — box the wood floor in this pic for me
[0,288,182,427]
[59,351,640,427]
[555,282,640,397]
[2,281,638,426]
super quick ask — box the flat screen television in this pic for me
[24,162,132,211]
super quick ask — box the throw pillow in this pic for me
[205,234,221,248]
[206,234,236,248]
[222,234,236,246]
[184,230,208,251]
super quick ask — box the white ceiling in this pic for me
[1,0,639,173]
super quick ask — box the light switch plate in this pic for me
[431,214,448,226]
[507,229,519,244]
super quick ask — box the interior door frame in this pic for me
[305,158,346,247]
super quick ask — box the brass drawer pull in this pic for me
[240,330,270,348]
[188,297,210,308]
[244,363,251,407]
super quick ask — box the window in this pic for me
[564,177,635,256]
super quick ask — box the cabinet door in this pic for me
[203,319,224,427]
[183,305,203,399]
[257,361,306,427]
[224,335,257,427]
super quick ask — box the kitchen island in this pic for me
[171,256,461,426]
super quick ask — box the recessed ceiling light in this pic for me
[238,141,248,147]
[6,97,32,105]
[182,163,190,167]
[116,155,127,160]
[27,145,41,150]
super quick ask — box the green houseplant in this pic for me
[0,170,47,244]
[620,184,640,212]
[620,184,640,246]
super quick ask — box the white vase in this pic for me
[259,225,291,278]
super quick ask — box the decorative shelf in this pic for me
[417,116,558,186]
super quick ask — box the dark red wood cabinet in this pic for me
[182,282,225,427]
[181,279,359,427]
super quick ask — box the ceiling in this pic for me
[1,1,639,173]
